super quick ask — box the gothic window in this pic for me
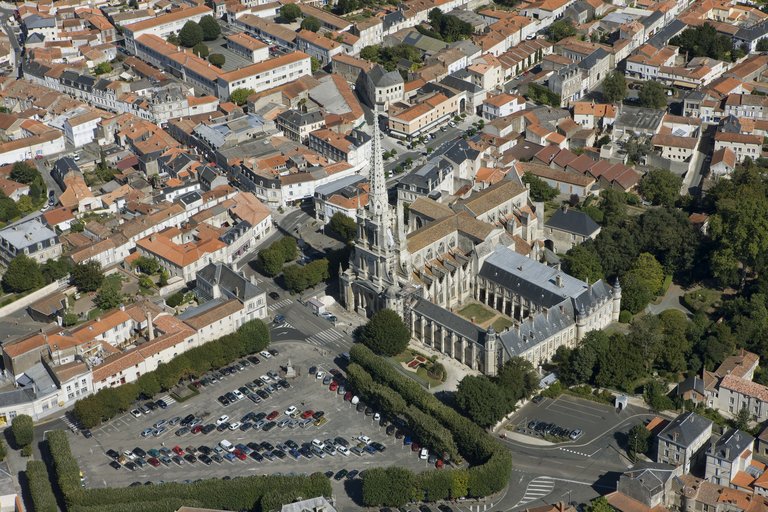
[438,242,445,254]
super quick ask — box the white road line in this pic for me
[513,476,555,508]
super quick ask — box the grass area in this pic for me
[457,302,496,324]
[391,348,446,386]
[492,317,514,332]
[416,366,445,388]
[87,308,104,320]
[682,287,722,313]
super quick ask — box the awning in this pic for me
[673,80,697,89]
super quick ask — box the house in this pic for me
[42,208,75,232]
[313,175,368,223]
[356,65,404,111]
[711,147,737,178]
[655,412,714,474]
[718,375,768,423]
[482,93,526,120]
[0,217,62,264]
[572,101,617,130]
[295,29,344,66]
[136,226,228,283]
[516,161,596,198]
[275,110,325,142]
[704,429,755,487]
[607,462,683,512]
[714,132,762,163]
[225,33,269,63]
[543,205,601,253]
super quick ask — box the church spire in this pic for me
[369,114,388,221]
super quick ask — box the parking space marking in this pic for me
[545,401,604,420]
[548,396,614,415]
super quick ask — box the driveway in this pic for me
[645,283,691,317]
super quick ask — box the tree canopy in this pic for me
[602,71,627,104]
[208,53,225,67]
[622,252,665,313]
[522,172,558,201]
[547,19,576,42]
[11,414,33,448]
[639,169,682,207]
[2,255,44,293]
[638,81,667,109]
[427,8,472,42]
[358,308,410,356]
[301,16,321,32]
[280,3,301,22]
[10,161,39,184]
[71,261,104,292]
[199,15,221,41]
[229,88,255,106]
[670,23,735,62]
[328,212,356,242]
[178,20,204,47]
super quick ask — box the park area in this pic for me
[393,349,446,387]
[457,302,514,332]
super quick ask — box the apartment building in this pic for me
[387,92,464,140]
[123,6,212,54]
[656,412,714,474]
[215,51,312,100]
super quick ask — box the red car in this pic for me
[172,445,184,456]
[435,459,444,469]
[344,391,352,401]
[191,425,203,434]
[329,381,338,392]
[411,442,420,452]
[266,410,279,421]
[233,449,247,461]
[147,457,161,467]
[301,410,314,419]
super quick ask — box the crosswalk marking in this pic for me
[514,476,555,508]
[159,394,176,406]
[306,328,343,346]
[62,414,80,432]
[268,299,293,312]
[558,447,593,457]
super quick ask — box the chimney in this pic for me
[556,274,562,287]
[146,312,154,341]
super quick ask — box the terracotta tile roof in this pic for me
[230,192,271,226]
[457,179,526,217]
[407,211,495,253]
[218,51,309,83]
[42,207,74,226]
[712,147,736,168]
[721,374,768,402]
[652,133,698,150]
[518,161,595,187]
[92,349,145,383]
[124,5,211,33]
[225,32,267,52]
[716,131,762,145]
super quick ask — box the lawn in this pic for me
[682,287,722,313]
[457,303,496,324]
[492,317,514,332]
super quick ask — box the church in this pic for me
[340,116,621,376]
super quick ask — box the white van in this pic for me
[219,439,234,452]
[351,395,360,405]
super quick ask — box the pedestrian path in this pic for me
[513,476,555,508]
[159,394,176,407]
[268,299,293,313]
[306,328,343,346]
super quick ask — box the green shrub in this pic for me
[26,460,57,512]
[619,310,632,323]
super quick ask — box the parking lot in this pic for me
[510,394,628,446]
[69,341,433,488]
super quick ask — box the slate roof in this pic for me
[545,207,600,237]
[498,300,575,357]
[657,412,713,448]
[622,462,680,493]
[647,19,686,49]
[412,297,487,343]
[196,262,263,303]
[367,64,403,88]
[707,429,754,461]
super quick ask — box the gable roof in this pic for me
[545,207,600,237]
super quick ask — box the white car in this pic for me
[419,448,428,460]
[232,389,244,401]
[260,375,272,384]
[130,409,142,418]
[285,406,298,416]
[337,445,350,457]
[228,422,241,430]
[316,371,325,380]
[373,413,381,421]
[358,435,371,445]
[216,415,230,426]
[260,350,272,359]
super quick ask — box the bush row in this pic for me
[73,319,270,428]
[46,430,332,512]
[25,460,57,512]
[348,344,512,506]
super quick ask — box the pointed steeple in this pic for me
[369,114,388,221]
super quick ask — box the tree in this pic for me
[670,23,734,62]
[310,56,321,73]
[627,423,651,461]
[602,71,627,103]
[10,161,38,184]
[456,375,508,428]
[94,280,123,310]
[622,252,665,313]
[199,15,221,41]
[62,312,79,327]
[638,81,667,109]
[587,497,616,512]
[178,20,203,48]
[328,212,356,242]
[208,53,225,67]
[495,357,539,405]
[0,194,19,222]
[758,38,768,52]
[358,308,410,356]
[2,254,44,293]
[192,42,209,57]
[643,379,674,411]
[639,169,682,207]
[522,172,558,201]
[735,406,752,431]
[132,256,160,275]
[71,261,104,292]
[283,259,329,293]
[362,467,415,507]
[41,258,72,283]
[334,0,359,15]
[93,62,112,75]
[11,414,33,448]
[279,3,301,22]
[16,195,34,213]
[301,16,321,32]
[562,244,603,282]
[360,45,381,62]
[229,87,255,106]
[547,19,576,42]
[624,136,652,164]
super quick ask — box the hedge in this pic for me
[349,344,512,506]
[25,460,57,512]
[73,319,270,428]
[45,431,332,512]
